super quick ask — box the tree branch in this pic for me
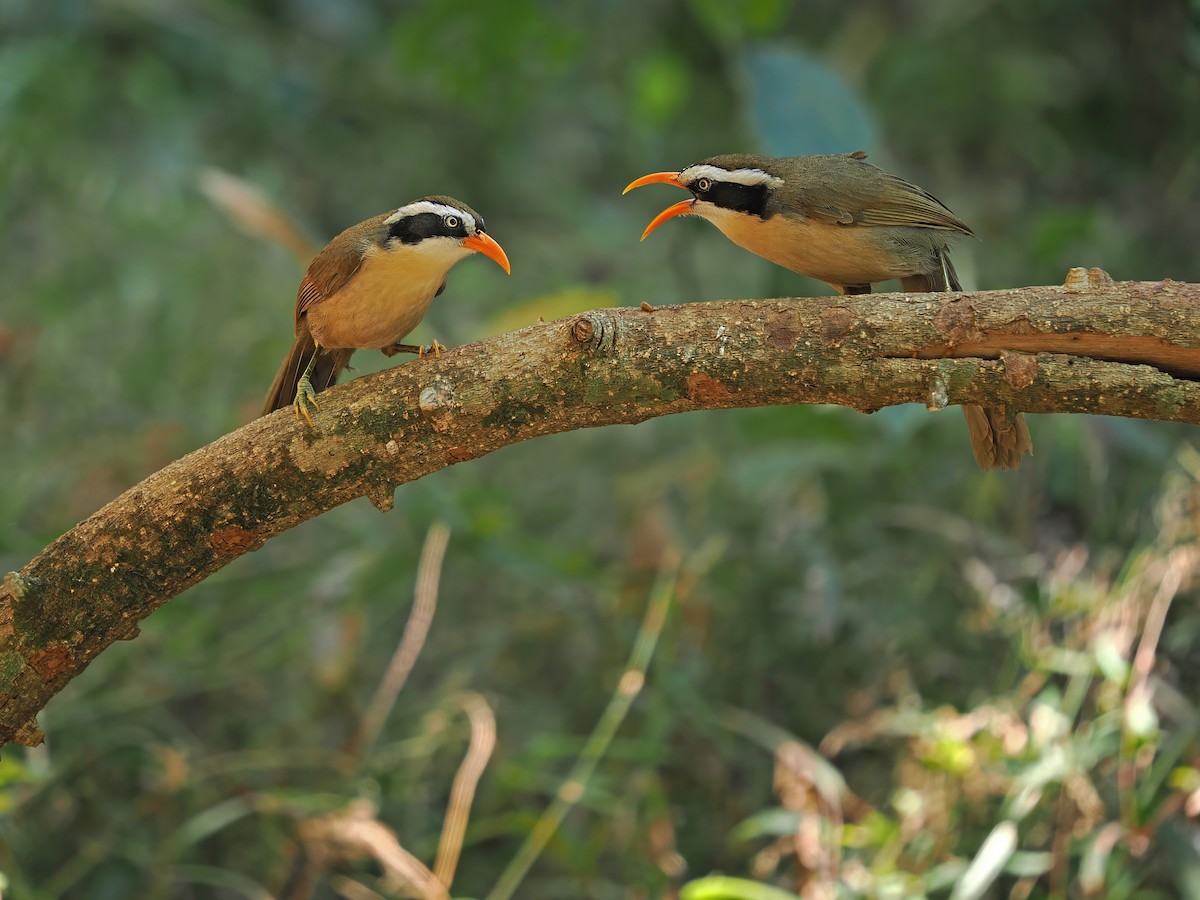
[3,271,1198,746]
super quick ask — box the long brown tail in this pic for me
[902,251,1033,471]
[261,320,354,417]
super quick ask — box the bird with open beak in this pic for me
[624,152,1031,471]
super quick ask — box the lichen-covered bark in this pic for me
[2,273,1198,746]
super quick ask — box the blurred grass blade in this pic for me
[718,705,853,810]
[951,820,1018,900]
[729,807,802,843]
[1006,850,1053,877]
[1160,820,1200,898]
[487,561,679,900]
[175,796,257,847]
[198,168,318,261]
[680,875,802,899]
[924,860,969,891]
[1079,822,1123,894]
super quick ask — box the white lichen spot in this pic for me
[419,380,456,412]
[927,377,949,411]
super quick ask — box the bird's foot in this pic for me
[418,339,446,359]
[381,340,446,358]
[293,374,319,426]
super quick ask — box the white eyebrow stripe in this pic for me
[681,164,783,188]
[384,201,476,231]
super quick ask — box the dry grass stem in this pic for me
[433,691,497,888]
[301,801,448,900]
[330,875,388,900]
[197,168,318,261]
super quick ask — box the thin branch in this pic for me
[3,274,1200,746]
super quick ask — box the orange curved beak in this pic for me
[622,171,686,194]
[463,232,511,274]
[637,199,695,241]
[622,171,694,241]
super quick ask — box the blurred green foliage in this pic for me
[2,0,1199,896]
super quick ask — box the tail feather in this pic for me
[261,320,353,417]
[904,250,1033,471]
[962,405,1033,471]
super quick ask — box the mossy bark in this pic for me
[3,273,1199,746]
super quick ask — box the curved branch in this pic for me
[3,272,1199,746]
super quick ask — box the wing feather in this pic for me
[783,155,974,236]
[293,212,392,328]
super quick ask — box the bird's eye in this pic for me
[695,177,712,192]
[444,215,460,228]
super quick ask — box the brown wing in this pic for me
[784,154,974,236]
[293,212,391,329]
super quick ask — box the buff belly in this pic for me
[705,208,945,288]
[306,244,459,350]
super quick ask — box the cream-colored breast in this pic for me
[702,206,924,288]
[307,243,466,350]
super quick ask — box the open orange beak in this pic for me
[622,171,694,241]
[463,232,511,274]
[622,171,686,194]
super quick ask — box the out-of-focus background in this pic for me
[3,1,1200,897]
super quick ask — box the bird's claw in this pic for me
[293,374,319,427]
[418,339,446,359]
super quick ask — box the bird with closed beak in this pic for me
[624,152,1031,471]
[262,196,511,425]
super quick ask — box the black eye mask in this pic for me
[387,212,471,244]
[692,180,770,219]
